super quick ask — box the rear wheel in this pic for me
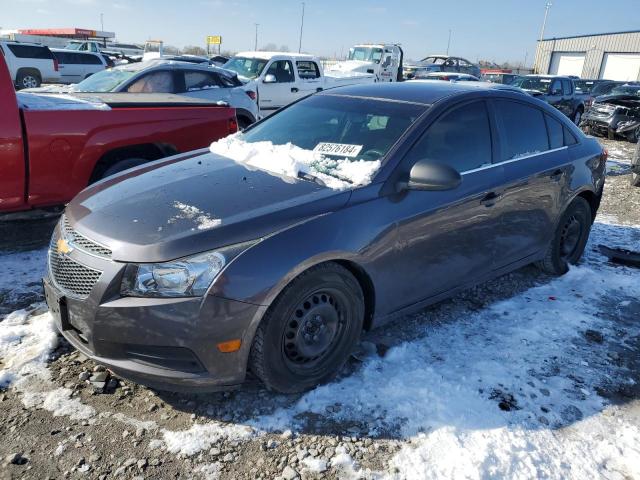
[100,158,147,179]
[249,263,364,393]
[536,197,592,275]
[631,141,640,187]
[16,70,41,89]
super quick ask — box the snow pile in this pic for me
[0,248,48,312]
[209,136,380,190]
[169,201,222,230]
[22,387,96,420]
[0,309,58,388]
[254,219,640,478]
[302,456,328,473]
[198,462,221,480]
[162,422,253,456]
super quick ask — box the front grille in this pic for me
[62,216,112,258]
[49,247,102,299]
[590,103,616,117]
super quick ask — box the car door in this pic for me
[561,79,574,116]
[389,100,504,308]
[258,59,296,114]
[546,78,565,114]
[295,60,322,97]
[489,99,570,267]
[458,58,472,75]
[442,57,457,73]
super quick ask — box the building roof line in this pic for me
[539,30,640,42]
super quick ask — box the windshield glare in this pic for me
[421,57,446,65]
[610,85,640,97]
[241,94,424,163]
[348,47,383,63]
[72,69,137,92]
[223,57,268,79]
[511,77,551,93]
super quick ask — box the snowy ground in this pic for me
[0,139,638,480]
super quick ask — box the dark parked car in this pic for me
[404,55,481,79]
[581,83,640,143]
[574,79,623,109]
[44,82,606,393]
[481,72,522,85]
[511,75,586,124]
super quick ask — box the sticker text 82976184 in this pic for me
[313,143,363,158]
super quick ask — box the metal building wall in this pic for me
[534,31,640,79]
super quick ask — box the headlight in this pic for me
[121,241,256,298]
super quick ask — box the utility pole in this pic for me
[539,2,552,41]
[298,2,305,53]
[446,29,452,55]
[100,13,104,31]
[254,23,259,51]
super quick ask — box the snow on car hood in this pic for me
[16,92,111,111]
[209,135,381,190]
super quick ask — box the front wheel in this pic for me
[249,263,364,393]
[536,197,592,275]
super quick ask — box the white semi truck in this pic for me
[326,43,404,82]
[224,51,376,116]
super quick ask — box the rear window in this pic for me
[494,100,549,160]
[296,61,321,79]
[7,44,54,60]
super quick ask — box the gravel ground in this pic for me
[0,138,639,480]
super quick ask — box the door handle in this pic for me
[550,169,564,182]
[480,191,501,207]
[291,87,299,93]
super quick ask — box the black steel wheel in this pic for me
[536,197,592,275]
[250,263,364,393]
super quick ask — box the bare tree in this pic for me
[183,45,207,56]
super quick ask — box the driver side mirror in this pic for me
[399,159,462,191]
[263,74,277,84]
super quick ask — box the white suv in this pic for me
[50,49,108,84]
[0,41,60,89]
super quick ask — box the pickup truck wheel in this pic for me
[16,70,41,89]
[249,263,364,393]
[573,108,583,126]
[536,197,592,275]
[100,158,147,179]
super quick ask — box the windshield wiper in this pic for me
[297,171,326,187]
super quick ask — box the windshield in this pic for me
[348,47,383,63]
[72,68,137,92]
[65,42,83,51]
[223,57,268,79]
[609,85,640,97]
[511,77,552,93]
[574,80,595,94]
[421,56,446,65]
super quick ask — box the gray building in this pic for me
[534,30,640,81]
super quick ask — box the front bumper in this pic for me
[44,223,266,392]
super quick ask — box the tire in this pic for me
[249,262,364,393]
[536,197,592,275]
[16,70,41,89]
[237,116,252,131]
[100,157,147,179]
[573,107,583,126]
[631,142,640,187]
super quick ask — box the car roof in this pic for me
[319,81,517,105]
[116,59,236,76]
[50,48,100,56]
[234,51,316,61]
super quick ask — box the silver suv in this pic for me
[0,41,60,88]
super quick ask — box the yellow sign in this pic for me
[207,35,222,45]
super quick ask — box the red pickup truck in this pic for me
[0,53,237,214]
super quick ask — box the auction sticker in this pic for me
[314,143,363,158]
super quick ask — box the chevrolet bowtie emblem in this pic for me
[57,238,73,255]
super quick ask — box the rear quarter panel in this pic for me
[23,106,234,208]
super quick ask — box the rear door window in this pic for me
[405,101,492,173]
[7,44,54,59]
[296,61,321,79]
[184,71,219,91]
[82,54,103,65]
[561,79,572,95]
[494,100,549,160]
[127,71,175,93]
[545,114,564,149]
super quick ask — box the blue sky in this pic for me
[2,0,638,63]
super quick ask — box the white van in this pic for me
[50,49,108,84]
[0,41,60,88]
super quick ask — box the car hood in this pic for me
[66,151,350,262]
[594,94,640,108]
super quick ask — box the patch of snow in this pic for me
[209,136,380,190]
[253,219,640,479]
[0,310,58,388]
[198,462,222,480]
[169,201,222,230]
[162,422,253,456]
[22,388,96,420]
[0,248,48,311]
[302,456,328,473]
[330,446,361,478]
[17,92,110,111]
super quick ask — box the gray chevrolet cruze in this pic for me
[44,81,606,393]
